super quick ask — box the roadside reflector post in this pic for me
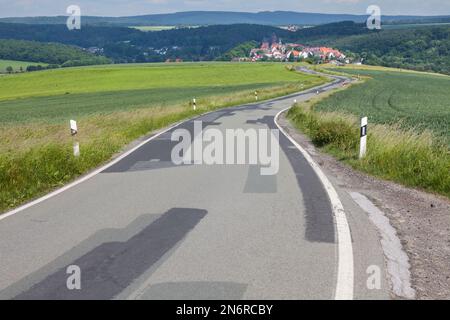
[70,120,78,136]
[359,117,368,159]
[255,91,258,101]
[193,98,197,111]
[73,142,80,157]
[70,120,80,157]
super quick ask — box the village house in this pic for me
[249,40,346,63]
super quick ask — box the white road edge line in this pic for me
[274,107,354,301]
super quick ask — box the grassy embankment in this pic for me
[0,62,327,212]
[288,65,450,198]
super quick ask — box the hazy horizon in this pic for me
[1,0,450,18]
[1,10,450,19]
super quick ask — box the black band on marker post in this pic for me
[360,125,367,138]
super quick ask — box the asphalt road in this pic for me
[0,69,390,300]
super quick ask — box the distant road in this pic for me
[0,68,389,300]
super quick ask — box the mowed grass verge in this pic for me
[287,68,450,198]
[0,62,327,212]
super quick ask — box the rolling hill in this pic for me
[1,11,450,26]
[326,26,450,74]
[0,21,368,62]
[1,20,449,75]
[0,39,111,67]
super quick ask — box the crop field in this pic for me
[0,59,47,73]
[0,62,322,123]
[315,68,450,143]
[289,66,450,197]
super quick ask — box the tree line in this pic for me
[0,39,111,70]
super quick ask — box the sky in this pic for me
[1,0,450,18]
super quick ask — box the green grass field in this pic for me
[0,59,47,73]
[0,62,319,123]
[315,68,450,143]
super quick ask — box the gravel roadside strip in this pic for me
[279,111,450,300]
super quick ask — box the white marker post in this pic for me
[70,120,78,136]
[193,98,197,111]
[73,142,80,157]
[70,120,80,157]
[359,117,368,159]
[255,91,258,101]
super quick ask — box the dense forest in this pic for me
[328,27,450,74]
[219,41,259,60]
[0,21,449,74]
[0,23,141,47]
[0,22,284,62]
[0,21,368,47]
[0,21,367,62]
[0,39,111,67]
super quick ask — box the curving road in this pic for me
[0,69,389,300]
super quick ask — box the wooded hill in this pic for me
[0,39,111,67]
[0,21,449,75]
[1,11,449,26]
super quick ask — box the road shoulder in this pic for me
[278,111,450,300]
